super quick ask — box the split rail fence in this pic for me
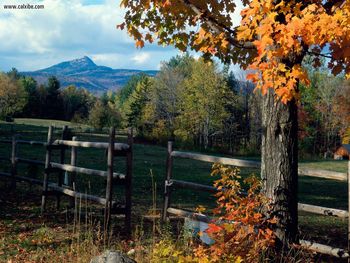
[0,126,133,233]
[162,141,350,259]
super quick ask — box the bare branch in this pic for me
[307,50,333,59]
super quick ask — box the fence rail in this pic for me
[50,162,126,180]
[298,167,347,181]
[163,141,350,258]
[54,139,129,151]
[298,203,348,218]
[171,151,261,168]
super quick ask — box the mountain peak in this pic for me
[72,56,96,67]
[24,57,158,94]
[37,56,98,75]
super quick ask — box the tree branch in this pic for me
[182,0,255,50]
[307,50,333,59]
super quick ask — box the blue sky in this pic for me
[0,0,242,72]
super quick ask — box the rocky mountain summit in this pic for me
[23,56,157,94]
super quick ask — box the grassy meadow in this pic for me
[0,118,349,262]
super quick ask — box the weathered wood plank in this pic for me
[49,184,112,206]
[167,207,212,223]
[0,172,113,206]
[171,149,347,181]
[16,140,46,146]
[69,136,77,208]
[54,139,129,151]
[57,125,68,209]
[167,206,350,258]
[41,126,53,214]
[298,203,348,218]
[162,141,173,222]
[104,127,115,238]
[171,151,261,168]
[298,167,347,181]
[125,127,133,234]
[0,172,43,185]
[50,162,125,179]
[300,240,349,258]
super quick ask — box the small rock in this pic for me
[126,249,135,256]
[90,250,136,263]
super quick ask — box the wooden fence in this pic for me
[0,126,133,233]
[162,141,350,259]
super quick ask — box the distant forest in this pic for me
[0,54,349,156]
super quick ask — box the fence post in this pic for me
[41,126,53,214]
[10,135,18,189]
[69,136,77,208]
[57,125,68,209]
[162,141,173,222]
[104,127,115,242]
[125,128,133,235]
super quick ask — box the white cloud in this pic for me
[0,0,244,72]
[0,0,174,70]
[131,52,151,65]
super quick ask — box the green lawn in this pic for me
[13,118,89,129]
[0,119,349,255]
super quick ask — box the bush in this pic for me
[149,164,312,262]
[190,164,276,262]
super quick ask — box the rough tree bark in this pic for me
[261,88,299,244]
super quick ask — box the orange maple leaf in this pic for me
[206,223,223,234]
[135,40,144,48]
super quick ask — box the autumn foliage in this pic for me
[191,164,276,263]
[237,1,350,103]
[120,0,350,104]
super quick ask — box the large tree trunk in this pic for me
[261,89,298,244]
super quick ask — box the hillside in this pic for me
[22,56,157,94]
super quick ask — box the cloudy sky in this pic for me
[0,0,243,72]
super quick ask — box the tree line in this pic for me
[104,54,261,153]
[1,55,349,156]
[1,69,91,120]
[299,57,350,157]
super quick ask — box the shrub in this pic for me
[149,164,277,263]
[191,164,276,263]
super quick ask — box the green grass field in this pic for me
[0,118,349,261]
[13,118,89,129]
